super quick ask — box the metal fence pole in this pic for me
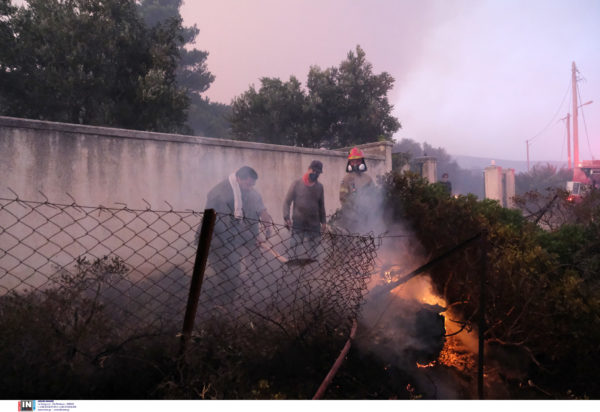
[179,208,216,357]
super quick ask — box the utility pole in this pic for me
[572,62,579,168]
[560,113,572,169]
[526,140,530,172]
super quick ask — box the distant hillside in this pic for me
[451,155,567,174]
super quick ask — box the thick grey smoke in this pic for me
[340,182,525,399]
[331,178,468,397]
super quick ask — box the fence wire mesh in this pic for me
[196,213,379,345]
[0,196,380,355]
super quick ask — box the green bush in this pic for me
[380,171,600,398]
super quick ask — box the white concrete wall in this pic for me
[0,116,392,223]
[484,164,516,208]
[503,168,516,209]
[411,156,437,183]
[484,164,503,203]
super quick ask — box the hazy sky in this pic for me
[181,0,600,162]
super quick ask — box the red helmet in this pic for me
[346,147,367,173]
[348,147,364,160]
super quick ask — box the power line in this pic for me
[560,118,566,161]
[527,82,571,146]
[577,84,595,160]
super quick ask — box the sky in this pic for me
[180,0,600,162]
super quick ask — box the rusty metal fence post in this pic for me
[178,209,216,357]
[312,319,358,400]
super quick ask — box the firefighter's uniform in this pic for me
[339,147,373,204]
[339,172,373,204]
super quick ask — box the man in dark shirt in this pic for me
[439,172,452,195]
[283,160,326,258]
[203,166,272,306]
[206,166,270,243]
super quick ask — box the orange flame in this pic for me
[416,360,437,368]
[376,270,477,373]
[389,275,447,308]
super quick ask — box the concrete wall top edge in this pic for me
[339,141,393,148]
[338,140,393,153]
[0,116,386,160]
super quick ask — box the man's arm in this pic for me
[283,181,295,228]
[254,191,273,225]
[339,175,350,204]
[318,184,326,230]
[206,180,232,214]
[259,209,272,223]
[251,190,269,220]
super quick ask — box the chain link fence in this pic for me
[0,195,380,366]
[197,212,380,348]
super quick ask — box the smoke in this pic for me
[357,281,444,360]
[333,180,475,398]
[333,181,441,343]
[355,263,474,399]
[332,182,388,236]
[338,177,536,399]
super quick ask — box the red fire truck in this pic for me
[566,160,600,202]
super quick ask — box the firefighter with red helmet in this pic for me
[339,147,374,204]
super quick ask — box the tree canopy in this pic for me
[392,138,484,198]
[515,163,572,195]
[0,0,214,133]
[187,97,232,138]
[230,46,400,148]
[137,0,220,136]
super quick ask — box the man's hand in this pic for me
[260,210,273,224]
[260,210,274,238]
